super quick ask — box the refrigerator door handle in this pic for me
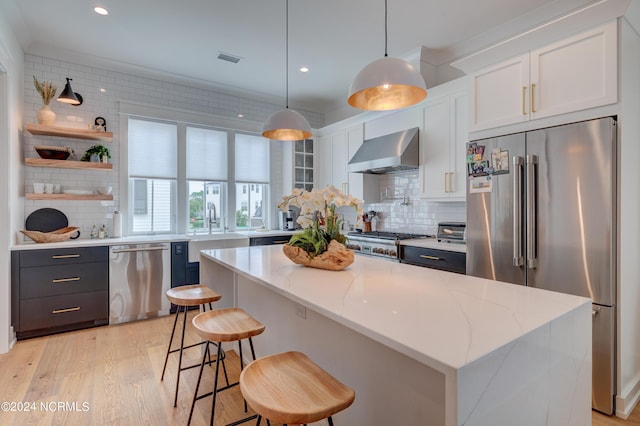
[513,156,524,266]
[526,154,538,268]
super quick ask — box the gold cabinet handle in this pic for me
[52,277,81,283]
[52,254,80,259]
[420,255,442,261]
[522,86,528,115]
[444,173,447,192]
[531,83,536,113]
[52,307,80,314]
[272,240,289,244]
[448,172,453,193]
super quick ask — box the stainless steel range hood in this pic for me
[348,127,419,174]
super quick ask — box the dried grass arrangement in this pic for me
[33,76,57,105]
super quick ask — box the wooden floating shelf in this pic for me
[26,123,113,142]
[25,157,113,170]
[26,193,114,201]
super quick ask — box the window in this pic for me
[235,134,269,230]
[186,127,228,233]
[126,116,271,235]
[128,118,177,234]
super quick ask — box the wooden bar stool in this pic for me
[188,307,266,426]
[239,351,355,426]
[161,284,224,407]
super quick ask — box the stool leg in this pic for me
[210,342,224,426]
[328,417,334,426]
[256,415,262,426]
[187,342,210,426]
[173,304,189,407]
[161,304,181,381]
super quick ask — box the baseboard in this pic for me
[616,376,640,419]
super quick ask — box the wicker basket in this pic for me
[21,226,80,243]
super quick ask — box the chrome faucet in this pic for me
[207,202,218,232]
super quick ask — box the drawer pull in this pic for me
[52,306,81,314]
[52,277,81,283]
[52,254,80,259]
[272,240,289,244]
[420,255,442,261]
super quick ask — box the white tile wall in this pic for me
[22,53,322,238]
[364,171,466,235]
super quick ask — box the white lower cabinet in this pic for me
[420,88,468,201]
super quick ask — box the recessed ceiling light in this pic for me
[94,6,109,16]
[237,114,244,118]
[300,67,309,73]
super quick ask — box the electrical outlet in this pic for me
[295,303,307,319]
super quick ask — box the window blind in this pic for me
[129,118,177,178]
[186,127,228,180]
[235,133,269,183]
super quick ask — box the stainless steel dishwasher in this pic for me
[109,243,171,324]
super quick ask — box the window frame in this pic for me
[120,105,275,236]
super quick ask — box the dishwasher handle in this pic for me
[111,245,169,254]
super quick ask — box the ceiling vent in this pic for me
[217,52,242,63]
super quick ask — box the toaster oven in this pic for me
[437,222,466,244]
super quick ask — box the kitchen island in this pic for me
[200,245,591,426]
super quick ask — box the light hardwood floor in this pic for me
[0,313,637,425]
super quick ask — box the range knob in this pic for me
[390,250,397,257]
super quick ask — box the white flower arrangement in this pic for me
[277,185,363,256]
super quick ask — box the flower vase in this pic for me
[36,104,55,125]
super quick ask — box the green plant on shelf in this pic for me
[81,144,111,161]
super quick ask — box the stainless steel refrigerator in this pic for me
[466,117,616,414]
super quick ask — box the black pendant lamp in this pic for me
[57,77,83,106]
[348,0,427,111]
[261,0,312,141]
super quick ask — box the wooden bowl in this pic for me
[21,226,80,243]
[35,145,72,160]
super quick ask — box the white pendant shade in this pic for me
[348,56,427,111]
[261,108,312,141]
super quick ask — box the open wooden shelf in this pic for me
[25,157,113,171]
[26,193,113,201]
[26,123,113,142]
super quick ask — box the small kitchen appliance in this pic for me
[279,207,300,231]
[437,222,466,244]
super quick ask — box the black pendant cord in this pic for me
[384,0,388,57]
[285,0,289,109]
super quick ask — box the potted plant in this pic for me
[81,144,111,163]
[278,185,363,270]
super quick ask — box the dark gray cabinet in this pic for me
[11,246,109,339]
[399,245,466,274]
[249,235,291,246]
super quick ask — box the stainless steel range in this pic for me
[346,231,431,261]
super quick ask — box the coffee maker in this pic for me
[279,206,300,231]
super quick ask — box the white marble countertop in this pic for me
[201,245,589,373]
[400,238,467,253]
[11,230,298,251]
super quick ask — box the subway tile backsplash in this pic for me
[363,171,466,236]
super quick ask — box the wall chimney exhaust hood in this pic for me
[348,127,419,174]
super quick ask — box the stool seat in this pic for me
[192,307,265,342]
[166,284,221,306]
[240,351,355,425]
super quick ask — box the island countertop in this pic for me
[201,245,589,372]
[200,245,591,425]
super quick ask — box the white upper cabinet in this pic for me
[420,80,468,201]
[471,20,617,132]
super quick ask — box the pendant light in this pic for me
[57,77,83,106]
[262,0,312,141]
[348,0,427,111]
